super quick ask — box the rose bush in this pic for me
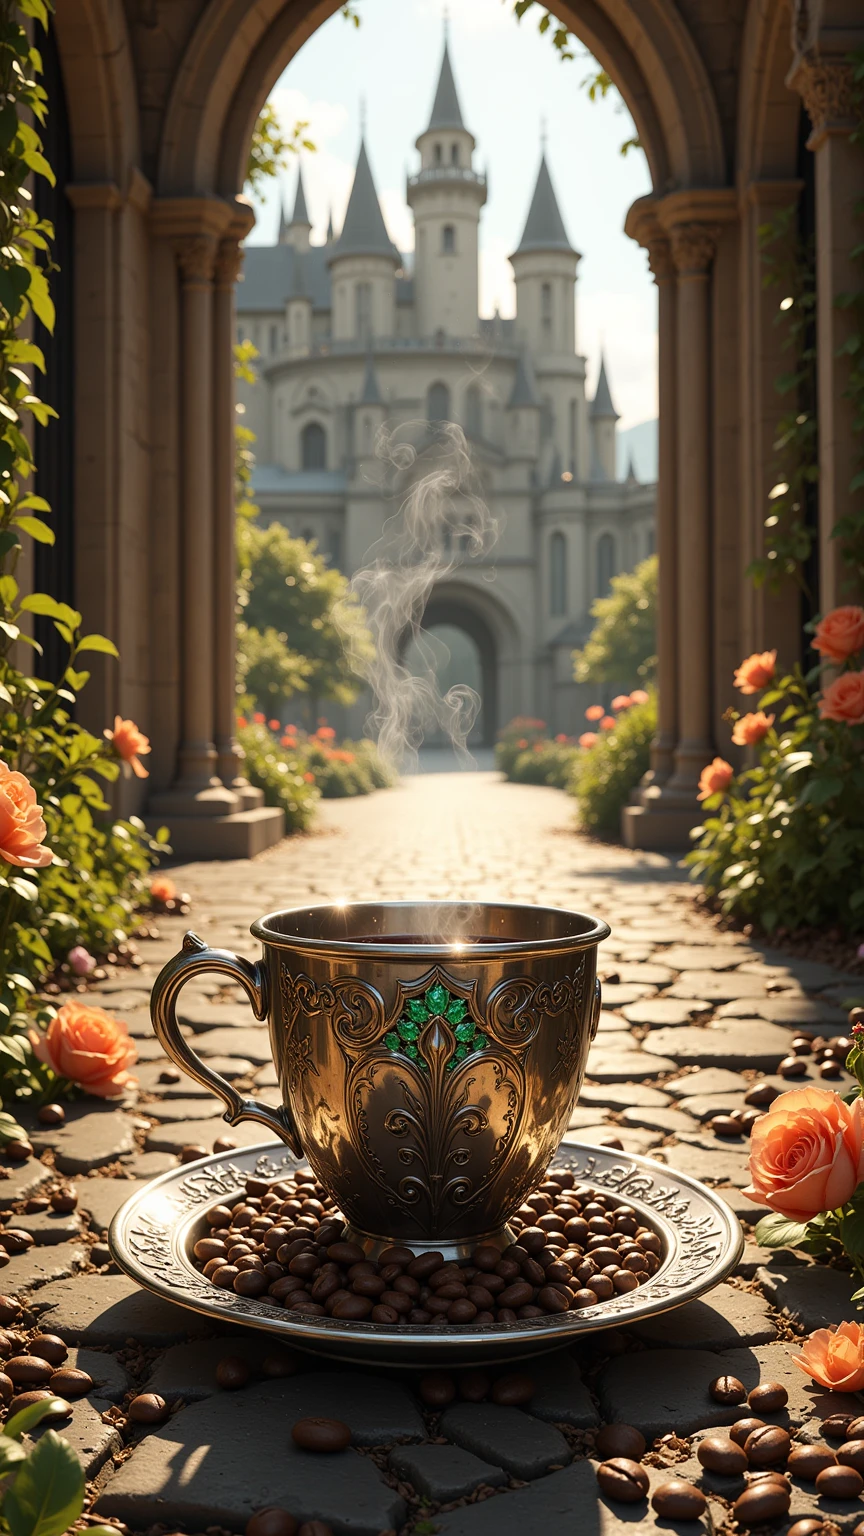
[688,610,864,933]
[31,1000,137,1098]
[745,1086,864,1221]
[569,692,657,836]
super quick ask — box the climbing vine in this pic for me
[833,49,864,588]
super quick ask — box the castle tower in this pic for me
[510,152,579,357]
[329,138,399,342]
[590,353,620,481]
[281,164,311,251]
[406,37,487,338]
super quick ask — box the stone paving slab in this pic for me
[757,1262,857,1330]
[661,1141,751,1186]
[564,1125,662,1155]
[620,1105,693,1134]
[438,1403,570,1479]
[0,1239,86,1290]
[579,1083,671,1110]
[584,1048,678,1083]
[31,1274,213,1344]
[27,1397,121,1479]
[660,946,749,971]
[144,1118,279,1153]
[648,1021,794,1070]
[95,1384,406,1535]
[0,1159,51,1210]
[388,1443,507,1501]
[14,1209,82,1244]
[664,1068,749,1099]
[621,999,712,1027]
[524,1352,599,1427]
[627,1283,777,1350]
[76,1177,148,1236]
[193,1027,274,1062]
[29,1106,138,1172]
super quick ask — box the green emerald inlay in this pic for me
[404,1042,419,1060]
[474,1033,488,1051]
[425,983,449,1014]
[397,1018,420,1043]
[446,998,468,1024]
[454,1020,476,1044]
[406,999,429,1023]
[384,1031,400,1051]
[454,1042,470,1062]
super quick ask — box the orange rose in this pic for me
[104,716,151,779]
[820,670,864,725]
[611,695,632,711]
[744,1086,864,1221]
[31,1000,137,1098]
[732,711,775,747]
[600,716,616,731]
[579,732,598,749]
[150,875,176,904]
[734,650,777,694]
[813,605,864,664]
[630,689,649,705]
[585,705,604,722]
[697,758,734,800]
[791,1322,864,1393]
[0,762,52,869]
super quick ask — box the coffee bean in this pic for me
[0,1231,33,1256]
[651,1479,706,1519]
[710,1373,746,1405]
[836,1438,864,1474]
[596,1458,649,1504]
[447,1299,477,1324]
[711,1115,742,1138]
[127,1392,169,1424]
[816,1463,864,1498]
[595,1424,646,1462]
[489,1374,534,1407]
[291,1416,351,1453]
[29,1334,67,1367]
[790,1037,813,1055]
[0,1373,11,1405]
[37,1103,65,1126]
[820,1058,843,1078]
[213,1136,237,1153]
[326,1241,365,1266]
[331,1294,373,1321]
[418,1372,456,1408]
[4,1141,32,1162]
[745,1424,790,1465]
[459,1370,490,1402]
[697,1435,748,1475]
[747,1380,788,1413]
[245,1509,298,1536]
[8,1390,70,1419]
[779,1055,808,1078]
[378,1245,414,1266]
[744,1081,780,1107]
[180,1145,206,1163]
[732,1482,790,1526]
[261,1351,299,1379]
[787,1444,836,1480]
[216,1356,251,1391]
[787,1521,832,1536]
[49,1368,92,1399]
[822,1413,855,1439]
[846,1414,864,1440]
[730,1417,765,1447]
[297,1523,332,1536]
[6,1356,53,1387]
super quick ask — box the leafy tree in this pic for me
[236,623,311,711]
[237,521,373,720]
[572,555,657,686]
[246,107,315,193]
[509,1,640,155]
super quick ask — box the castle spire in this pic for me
[277,190,289,245]
[426,36,465,131]
[515,152,575,255]
[290,162,310,228]
[590,353,620,420]
[332,138,398,261]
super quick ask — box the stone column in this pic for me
[645,235,677,786]
[789,45,864,607]
[666,222,720,796]
[212,234,246,790]
[168,233,237,810]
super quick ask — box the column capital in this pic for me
[787,54,859,143]
[214,236,244,290]
[176,233,217,288]
[669,222,721,278]
[647,236,675,283]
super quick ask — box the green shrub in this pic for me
[687,661,864,934]
[511,739,580,788]
[570,694,656,835]
[236,722,319,832]
[572,556,657,685]
[494,718,548,778]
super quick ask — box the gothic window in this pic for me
[550,532,567,616]
[301,527,316,544]
[646,527,656,557]
[434,142,443,165]
[541,282,553,345]
[355,281,373,340]
[451,143,459,165]
[301,422,326,471]
[568,400,577,472]
[327,528,343,569]
[464,384,482,440]
[428,381,450,423]
[269,323,278,353]
[596,533,616,596]
[442,224,456,255]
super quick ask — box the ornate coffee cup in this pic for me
[150,901,609,1253]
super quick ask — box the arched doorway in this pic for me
[402,599,499,748]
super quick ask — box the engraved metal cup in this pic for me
[150,901,610,1254]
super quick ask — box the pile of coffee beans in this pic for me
[189,1169,663,1327]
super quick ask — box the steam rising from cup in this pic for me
[337,419,499,769]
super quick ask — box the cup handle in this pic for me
[589,977,602,1042]
[150,930,302,1158]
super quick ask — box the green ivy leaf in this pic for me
[25,265,54,331]
[0,1436,26,1474]
[4,1429,84,1536]
[3,1400,69,1442]
[14,515,53,545]
[754,1212,811,1249]
[19,594,80,627]
[76,634,119,657]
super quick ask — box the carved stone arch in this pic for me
[738,0,803,184]
[53,0,140,184]
[157,0,725,199]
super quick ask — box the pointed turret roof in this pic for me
[291,163,310,227]
[426,41,465,131]
[277,193,289,245]
[332,139,398,262]
[626,450,638,484]
[508,353,541,409]
[326,207,335,244]
[590,354,620,420]
[360,353,384,406]
[515,154,574,254]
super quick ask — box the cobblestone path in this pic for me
[8,774,864,1534]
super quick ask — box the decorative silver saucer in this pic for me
[108,1141,744,1365]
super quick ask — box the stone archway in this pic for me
[50,0,864,853]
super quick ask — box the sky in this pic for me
[245,0,657,433]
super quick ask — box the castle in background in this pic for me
[236,39,656,741]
